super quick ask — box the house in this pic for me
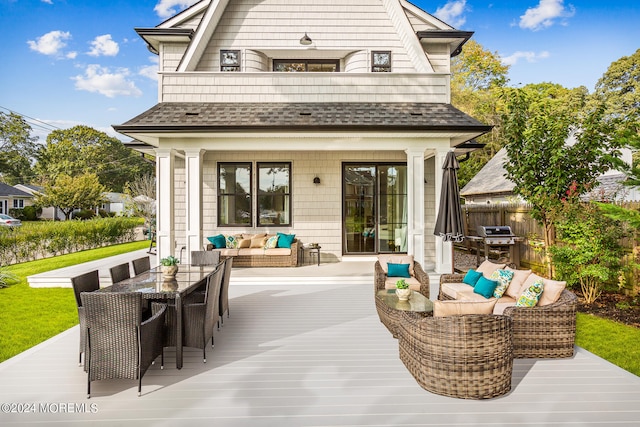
[0,183,33,216]
[113,0,491,273]
[13,184,64,220]
[100,192,129,216]
[461,147,639,204]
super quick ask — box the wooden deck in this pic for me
[2,277,640,425]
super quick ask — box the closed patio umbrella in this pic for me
[434,151,465,272]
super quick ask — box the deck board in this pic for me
[1,280,639,426]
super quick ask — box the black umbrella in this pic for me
[434,151,465,271]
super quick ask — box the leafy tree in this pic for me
[501,85,624,276]
[0,112,38,184]
[35,125,154,192]
[35,173,106,220]
[124,173,155,227]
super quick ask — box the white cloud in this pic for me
[72,64,142,98]
[41,0,53,4]
[434,0,468,28]
[154,0,199,19]
[519,0,575,31]
[139,57,159,81]
[502,50,550,66]
[88,34,119,57]
[27,30,72,56]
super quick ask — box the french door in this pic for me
[342,163,408,255]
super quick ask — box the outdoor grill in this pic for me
[473,225,520,266]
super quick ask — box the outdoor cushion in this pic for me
[238,248,291,256]
[384,276,421,291]
[516,279,544,307]
[265,235,279,249]
[207,234,226,249]
[377,255,415,276]
[476,260,506,277]
[387,263,411,278]
[433,299,497,317]
[225,234,240,249]
[505,267,532,299]
[250,236,267,248]
[440,282,474,299]
[215,249,239,257]
[474,276,499,299]
[238,238,251,249]
[493,296,517,315]
[522,273,567,306]
[490,269,515,298]
[276,232,296,248]
[462,269,482,286]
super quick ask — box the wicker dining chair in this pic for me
[218,257,233,326]
[183,266,224,363]
[191,250,220,266]
[80,292,166,398]
[132,256,151,276]
[109,262,131,284]
[71,270,100,366]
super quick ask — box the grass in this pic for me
[0,241,150,363]
[576,312,640,376]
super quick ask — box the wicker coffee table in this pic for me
[375,289,433,337]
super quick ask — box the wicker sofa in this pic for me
[374,254,430,298]
[206,233,299,267]
[438,260,577,359]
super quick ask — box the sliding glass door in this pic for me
[343,163,407,254]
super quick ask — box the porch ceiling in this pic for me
[113,102,491,147]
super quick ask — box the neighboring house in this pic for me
[13,184,64,220]
[0,182,33,215]
[461,147,639,204]
[113,0,491,273]
[100,192,129,216]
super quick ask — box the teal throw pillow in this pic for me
[265,235,279,249]
[276,232,296,248]
[462,269,483,286]
[225,235,239,249]
[207,234,227,249]
[474,276,499,299]
[387,263,411,278]
[516,279,544,307]
[490,269,515,298]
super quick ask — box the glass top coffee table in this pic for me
[375,289,433,338]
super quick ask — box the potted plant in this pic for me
[395,279,411,301]
[160,255,179,278]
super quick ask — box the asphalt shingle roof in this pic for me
[114,102,492,133]
[0,183,32,197]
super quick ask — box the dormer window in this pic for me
[372,51,391,72]
[221,50,240,71]
[273,59,339,72]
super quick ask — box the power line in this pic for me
[0,105,62,133]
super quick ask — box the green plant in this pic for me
[160,255,179,266]
[0,267,17,288]
[395,279,409,289]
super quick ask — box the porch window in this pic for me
[257,163,291,226]
[273,59,340,72]
[218,163,252,226]
[13,199,24,209]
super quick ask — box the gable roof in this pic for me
[0,183,32,198]
[460,148,514,198]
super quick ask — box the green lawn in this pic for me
[0,241,150,363]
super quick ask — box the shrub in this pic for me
[73,209,95,220]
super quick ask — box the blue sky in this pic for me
[0,0,638,143]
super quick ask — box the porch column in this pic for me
[155,148,175,262]
[434,150,453,274]
[185,149,204,263]
[405,148,425,268]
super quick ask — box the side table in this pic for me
[302,245,321,266]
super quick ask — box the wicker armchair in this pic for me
[183,266,224,362]
[218,257,233,326]
[398,311,513,399]
[374,260,430,299]
[132,256,151,276]
[438,274,577,359]
[71,270,100,366]
[80,292,166,398]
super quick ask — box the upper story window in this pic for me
[372,51,391,72]
[220,50,240,72]
[273,59,340,72]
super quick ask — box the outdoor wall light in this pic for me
[313,176,321,184]
[300,33,312,45]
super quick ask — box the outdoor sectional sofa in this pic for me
[438,260,577,359]
[206,232,298,267]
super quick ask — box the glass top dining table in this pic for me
[98,264,219,369]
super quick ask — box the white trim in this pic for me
[179,0,231,72]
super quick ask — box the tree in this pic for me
[35,173,106,220]
[124,173,155,228]
[35,125,154,192]
[0,112,38,184]
[501,85,625,276]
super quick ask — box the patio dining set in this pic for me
[70,251,232,398]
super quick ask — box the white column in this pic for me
[434,150,453,274]
[185,149,204,263]
[405,148,425,268]
[155,148,175,262]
